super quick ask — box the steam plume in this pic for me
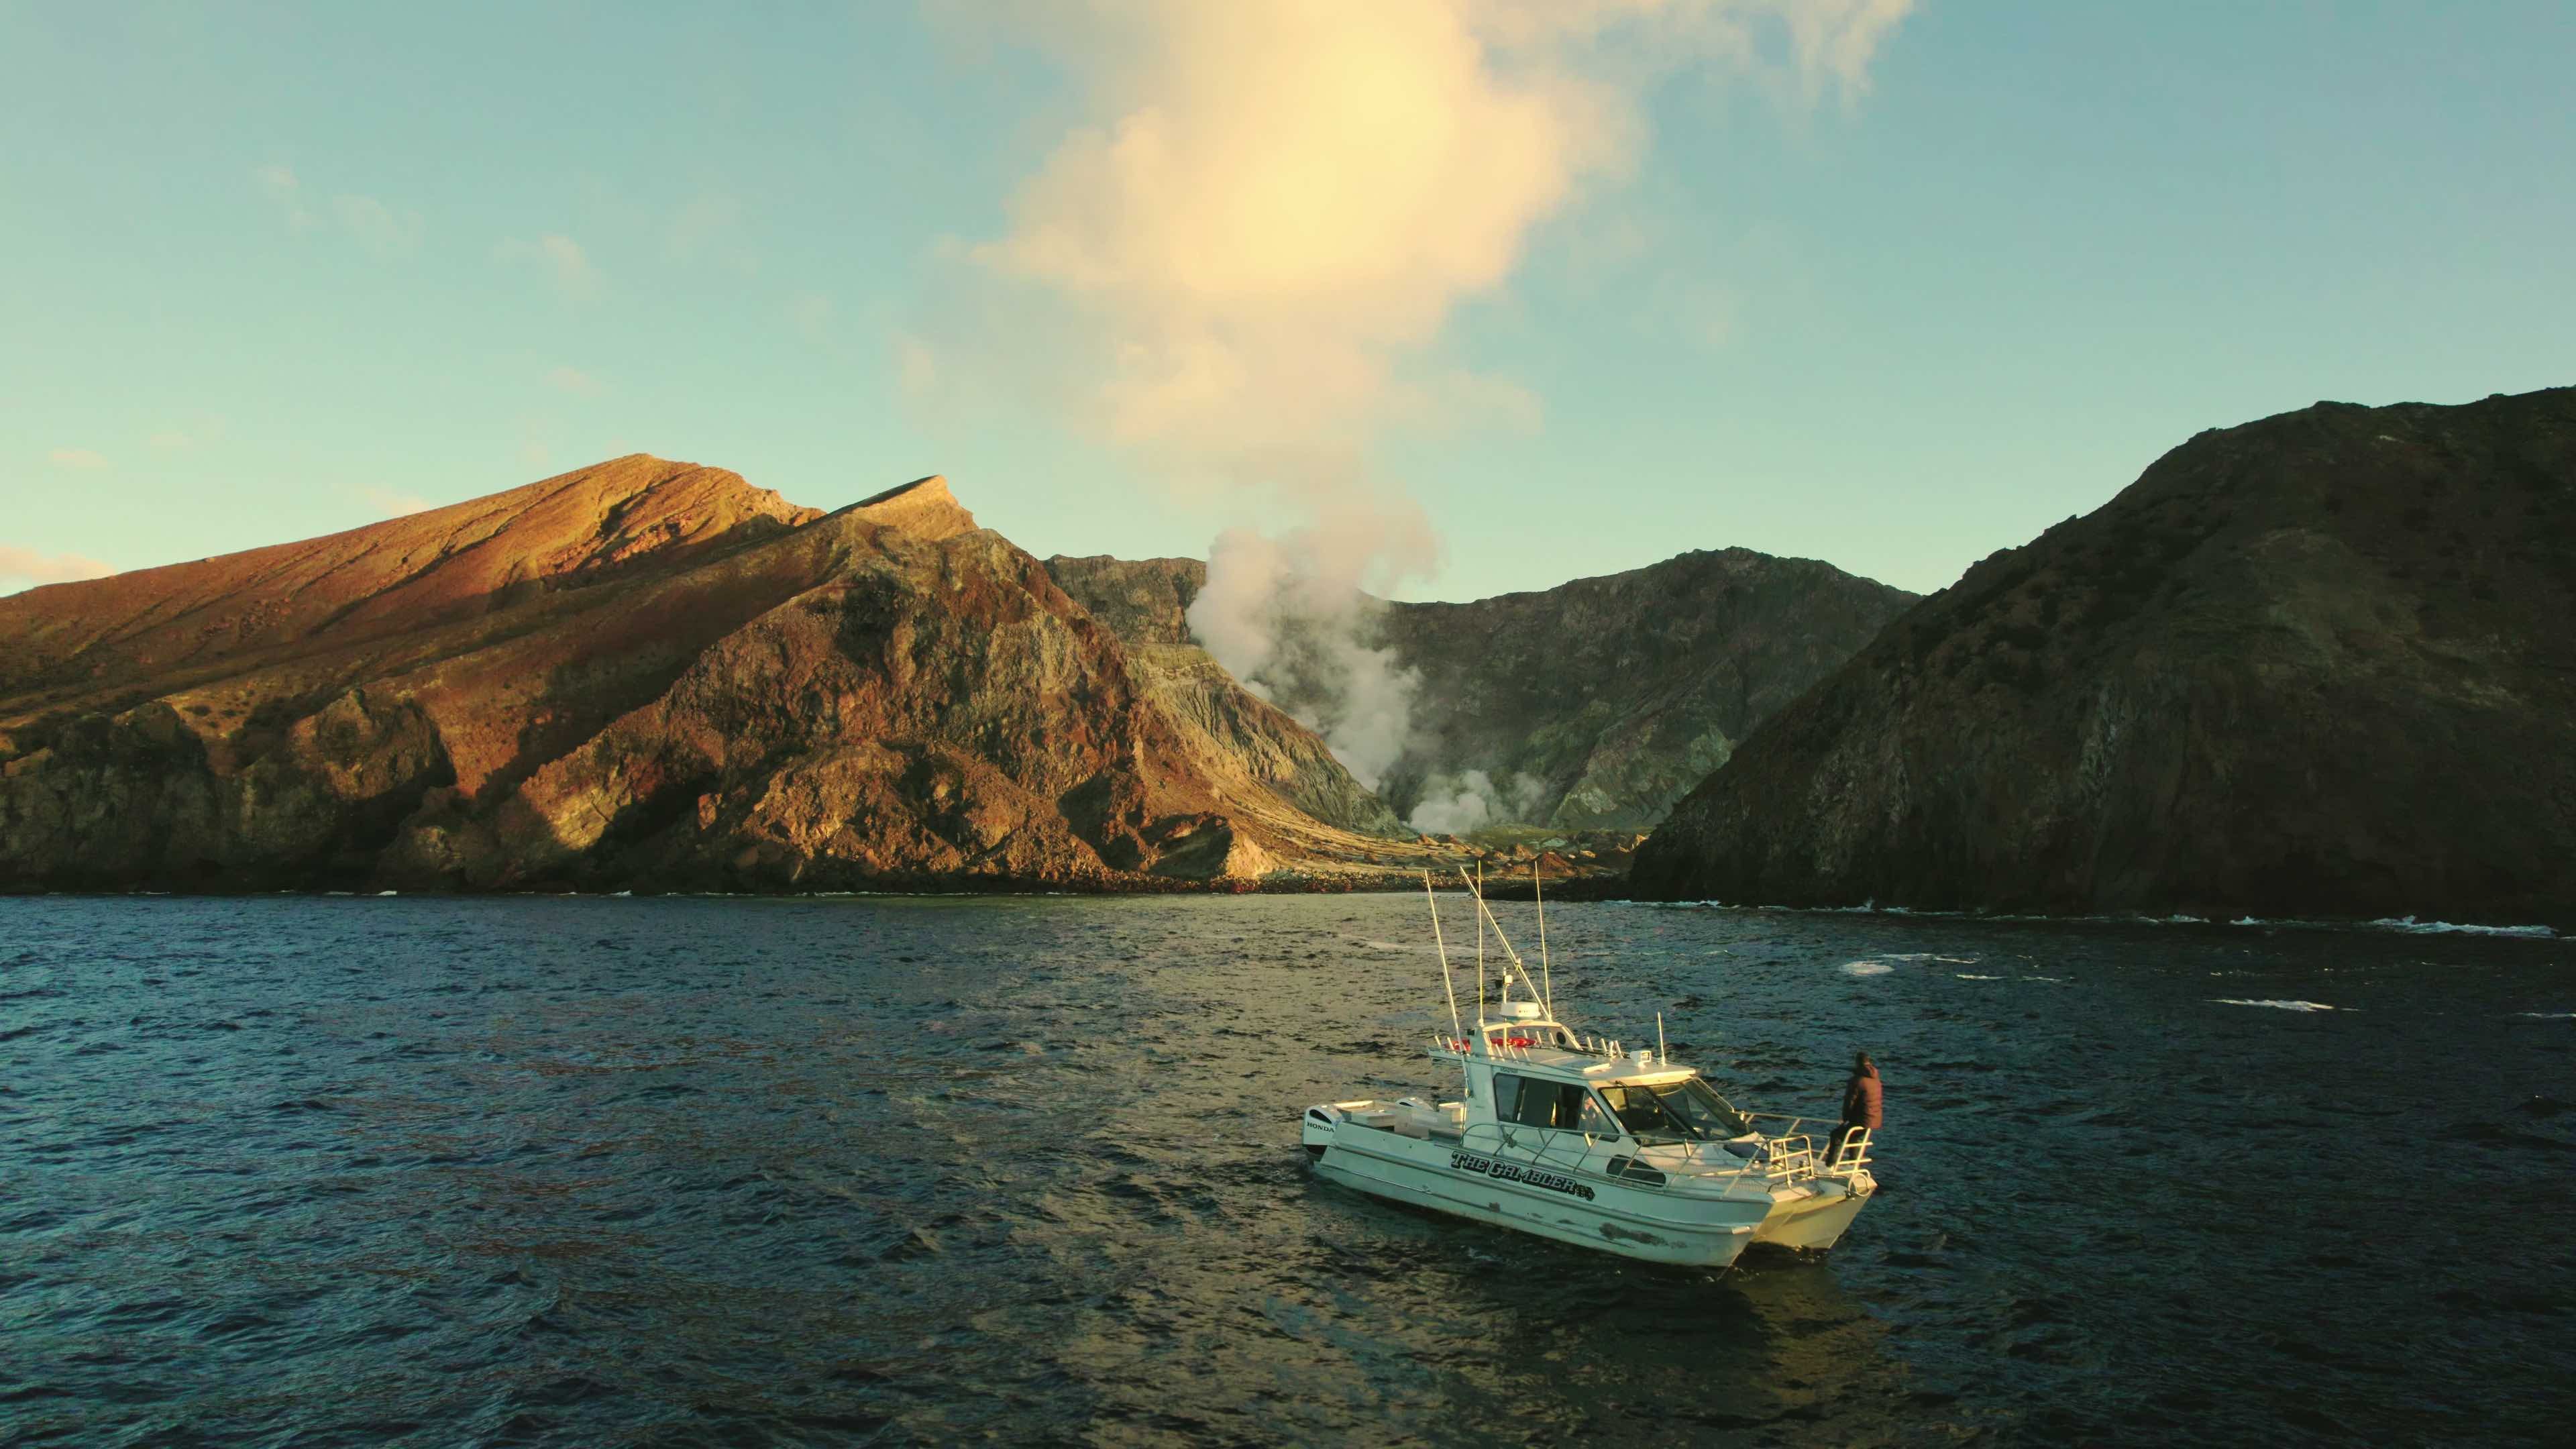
[1185,480,1438,790]
[1407,769,1551,835]
[946,1,1917,798]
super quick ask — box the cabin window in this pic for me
[1494,1075,1615,1135]
[1597,1078,1751,1142]
[1575,1091,1615,1136]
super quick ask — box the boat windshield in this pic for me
[1598,1077,1752,1142]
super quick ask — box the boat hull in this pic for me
[1306,1120,1768,1269]
[1747,1175,1873,1252]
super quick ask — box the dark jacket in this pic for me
[1841,1065,1883,1130]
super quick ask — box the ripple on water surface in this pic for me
[2,894,2571,1446]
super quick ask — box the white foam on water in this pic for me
[2367,916,2556,938]
[1954,973,2004,980]
[1344,936,1438,955]
[2215,998,2337,1012]
[1619,900,2557,939]
[376,890,398,897]
[2517,1012,2576,1020]
[1841,961,1894,976]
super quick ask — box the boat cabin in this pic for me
[1430,1004,1756,1148]
[1299,869,1879,1262]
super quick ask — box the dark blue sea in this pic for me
[3,894,2569,1446]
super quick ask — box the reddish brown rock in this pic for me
[0,458,1397,892]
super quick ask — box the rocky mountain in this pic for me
[1373,552,1917,830]
[1631,388,2576,925]
[1042,555,1400,836]
[0,458,1412,892]
[1042,550,1916,831]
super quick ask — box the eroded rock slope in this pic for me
[1631,388,2576,924]
[1044,550,1915,831]
[0,460,1397,890]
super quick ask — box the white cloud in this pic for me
[544,366,603,396]
[499,233,602,299]
[930,0,1914,791]
[1385,370,1546,435]
[331,193,423,258]
[254,164,316,229]
[48,447,106,470]
[360,486,431,519]
[943,0,1914,455]
[0,544,115,586]
[254,164,421,256]
[961,2,1605,453]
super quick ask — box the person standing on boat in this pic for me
[1832,1053,1882,1164]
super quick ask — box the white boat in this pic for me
[1301,872,1876,1269]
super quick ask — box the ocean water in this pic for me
[3,894,2570,1446]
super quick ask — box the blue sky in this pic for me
[4,1,2571,600]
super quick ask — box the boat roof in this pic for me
[1434,1016,1701,1087]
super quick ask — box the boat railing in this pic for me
[1743,1110,1815,1138]
[1431,1033,1538,1063]
[1428,1097,1872,1194]
[1425,1032,1632,1065]
[1458,1121,1662,1189]
[1762,1135,1821,1181]
[1821,1127,1874,1180]
[1454,1121,1812,1198]
[1742,1114,1874,1181]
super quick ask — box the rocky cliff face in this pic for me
[1042,555,1401,836]
[0,460,1402,891]
[1044,549,1915,832]
[1631,388,2576,924]
[1373,551,1917,830]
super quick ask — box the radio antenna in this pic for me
[1426,871,1467,1094]
[1534,859,1553,1017]
[1426,872,1462,1046]
[1456,867,1546,1008]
